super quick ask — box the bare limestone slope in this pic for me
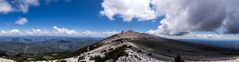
[0,58,15,62]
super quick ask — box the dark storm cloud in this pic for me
[101,0,239,35]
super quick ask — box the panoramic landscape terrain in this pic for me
[1,0,239,62]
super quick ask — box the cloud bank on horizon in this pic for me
[101,0,239,35]
[0,26,118,37]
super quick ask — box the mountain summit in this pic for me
[65,31,239,62]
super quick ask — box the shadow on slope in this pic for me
[131,36,239,61]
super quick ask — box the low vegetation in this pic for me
[57,60,67,62]
[92,56,104,62]
[78,56,85,61]
[104,45,128,61]
[92,45,129,62]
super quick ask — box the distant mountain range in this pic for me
[0,36,102,54]
[0,36,102,43]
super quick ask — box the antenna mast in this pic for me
[129,24,132,31]
[127,24,133,32]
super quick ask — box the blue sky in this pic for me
[0,0,160,35]
[2,0,236,37]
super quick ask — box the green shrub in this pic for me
[92,56,104,62]
[78,56,85,61]
[57,60,67,62]
[90,45,129,62]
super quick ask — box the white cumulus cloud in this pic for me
[15,17,28,25]
[9,29,22,34]
[0,0,13,13]
[101,31,119,36]
[26,28,49,35]
[0,0,70,14]
[0,0,40,13]
[18,0,40,13]
[0,29,48,36]
[53,26,78,35]
[100,0,157,21]
[0,29,23,36]
[80,31,100,36]
[79,31,119,37]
